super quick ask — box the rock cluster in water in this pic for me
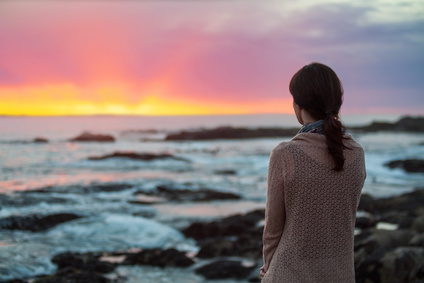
[354,189,424,283]
[131,184,241,204]
[165,126,299,140]
[162,116,424,141]
[87,151,189,162]
[70,132,115,142]
[0,213,83,232]
[350,116,424,133]
[384,159,424,173]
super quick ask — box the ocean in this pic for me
[0,114,423,282]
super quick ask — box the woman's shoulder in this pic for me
[274,133,364,151]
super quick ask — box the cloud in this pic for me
[0,0,422,114]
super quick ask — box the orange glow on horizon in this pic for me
[0,84,294,116]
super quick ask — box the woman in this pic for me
[260,63,366,282]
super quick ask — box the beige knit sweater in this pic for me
[262,133,366,283]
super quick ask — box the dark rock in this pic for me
[52,252,116,273]
[378,247,424,283]
[158,184,240,202]
[33,252,116,282]
[183,210,264,260]
[121,129,158,134]
[249,276,262,282]
[34,268,110,283]
[372,189,424,217]
[355,249,385,283]
[412,215,424,233]
[197,232,263,259]
[357,193,374,213]
[121,248,194,267]
[89,183,134,193]
[27,183,134,194]
[88,151,189,162]
[132,210,156,218]
[70,132,115,142]
[384,159,424,173]
[354,229,416,253]
[165,126,298,140]
[135,184,241,203]
[214,169,237,175]
[182,209,264,240]
[379,211,415,229]
[0,213,82,232]
[409,233,424,246]
[195,260,256,279]
[33,137,48,143]
[356,215,377,229]
[351,116,424,133]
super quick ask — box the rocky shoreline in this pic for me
[5,116,423,145]
[163,116,424,141]
[2,187,424,283]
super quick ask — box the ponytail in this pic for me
[323,113,347,171]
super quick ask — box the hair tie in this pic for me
[325,110,333,115]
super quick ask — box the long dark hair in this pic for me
[289,62,348,171]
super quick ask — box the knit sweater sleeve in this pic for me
[262,146,286,273]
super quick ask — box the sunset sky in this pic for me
[0,0,423,116]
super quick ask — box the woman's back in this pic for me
[261,62,366,282]
[262,133,365,282]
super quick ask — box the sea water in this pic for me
[0,114,423,282]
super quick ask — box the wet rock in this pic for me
[357,193,374,213]
[22,183,134,195]
[214,169,237,175]
[0,213,83,232]
[197,232,263,259]
[195,260,256,279]
[131,210,156,218]
[366,189,424,217]
[356,189,424,230]
[379,190,424,214]
[412,215,424,233]
[354,228,418,281]
[52,252,116,273]
[384,159,424,173]
[165,126,298,140]
[70,132,115,142]
[356,215,377,229]
[135,184,241,203]
[183,210,264,260]
[379,247,424,283]
[379,211,415,229]
[249,276,262,282]
[355,249,385,283]
[120,248,194,268]
[88,151,189,162]
[354,229,416,253]
[182,209,264,240]
[34,268,110,283]
[351,116,424,133]
[88,183,134,193]
[409,233,424,246]
[33,137,48,143]
[157,184,240,202]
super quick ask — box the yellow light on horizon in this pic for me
[0,84,293,116]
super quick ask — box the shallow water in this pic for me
[0,114,423,281]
